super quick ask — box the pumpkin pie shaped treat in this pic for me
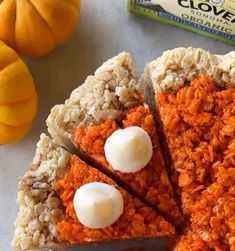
[12,134,175,251]
[142,48,235,250]
[142,48,235,218]
[46,52,182,225]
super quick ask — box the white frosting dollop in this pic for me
[73,182,124,228]
[104,126,153,173]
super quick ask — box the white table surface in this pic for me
[0,1,234,250]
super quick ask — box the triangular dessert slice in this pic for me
[12,134,175,251]
[54,155,175,244]
[142,47,235,218]
[46,52,182,225]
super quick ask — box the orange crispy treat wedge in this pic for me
[156,76,235,216]
[143,48,235,250]
[143,48,235,222]
[72,105,182,225]
[53,155,175,244]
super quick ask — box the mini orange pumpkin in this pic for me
[0,0,81,57]
[0,41,37,144]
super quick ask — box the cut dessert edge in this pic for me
[141,47,235,201]
[141,79,178,204]
[46,51,183,226]
[141,47,235,249]
[12,133,175,251]
[12,133,71,251]
[142,47,235,95]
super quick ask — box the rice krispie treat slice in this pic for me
[46,52,182,226]
[53,155,175,244]
[142,47,235,250]
[142,48,235,217]
[12,134,175,251]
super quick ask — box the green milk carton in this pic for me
[128,0,235,45]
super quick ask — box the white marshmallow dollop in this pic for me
[73,182,124,228]
[104,126,153,173]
